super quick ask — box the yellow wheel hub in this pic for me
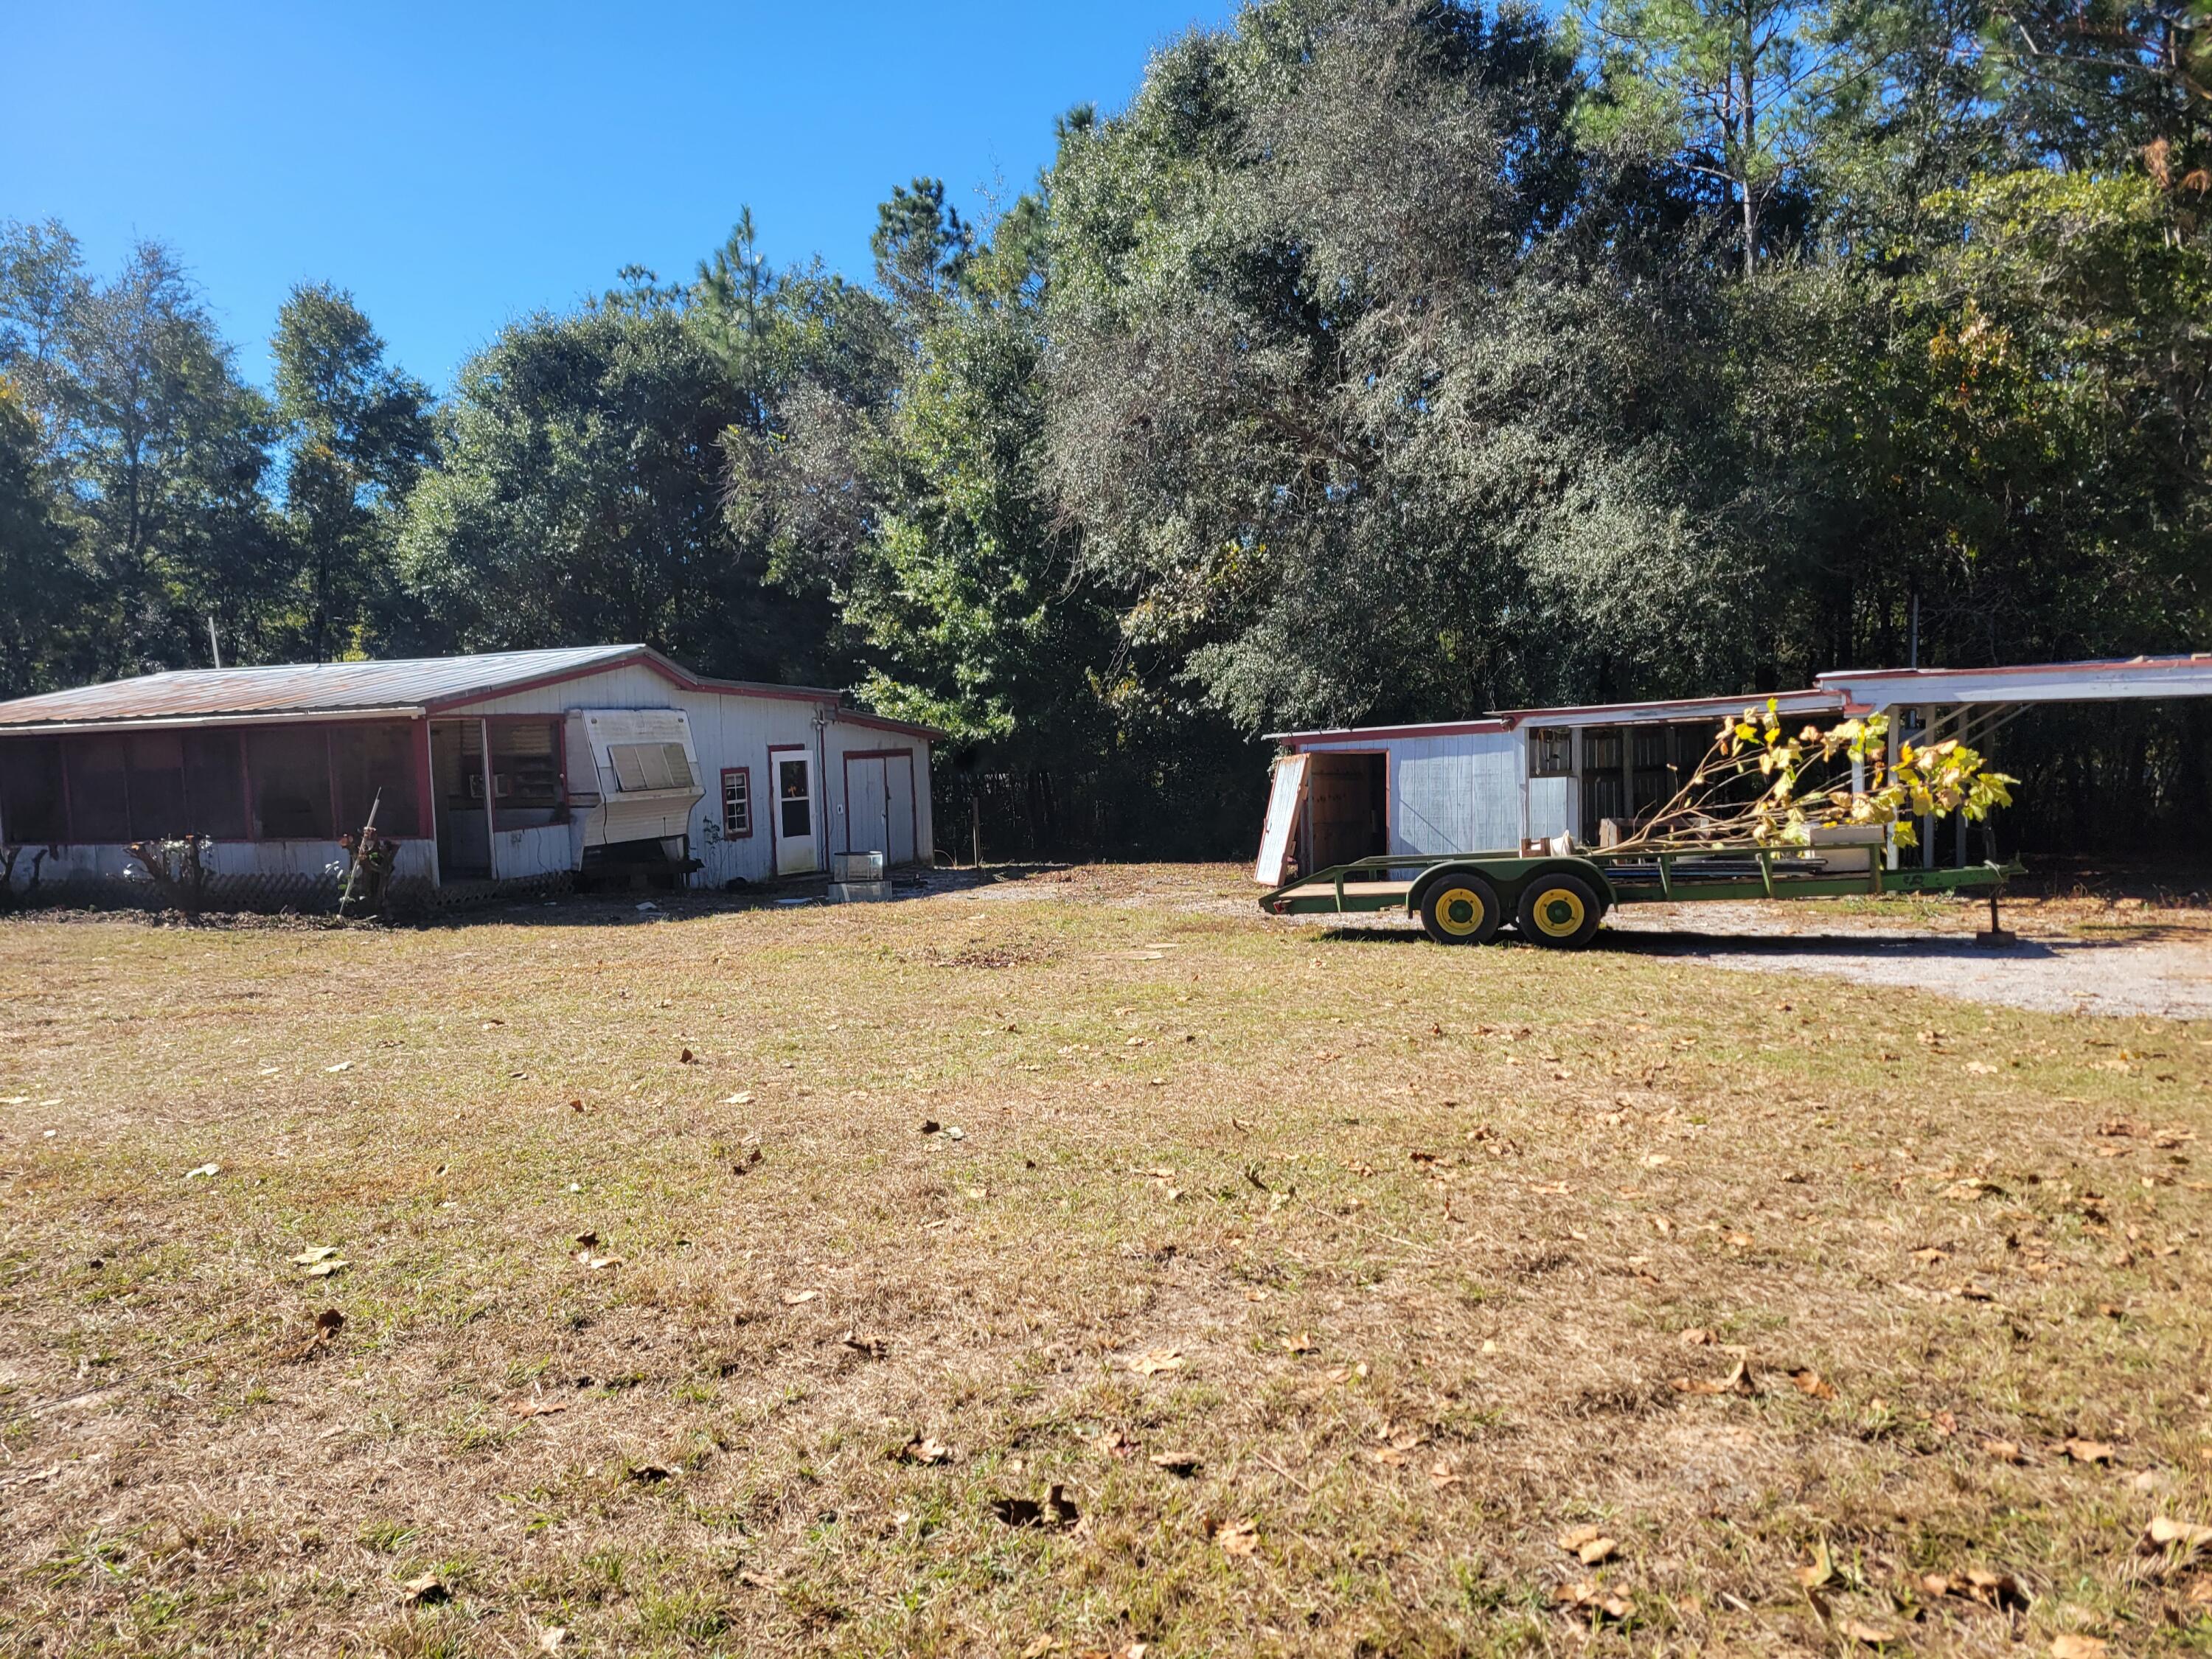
[1530,887,1587,938]
[1433,885,1488,937]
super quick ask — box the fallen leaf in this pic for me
[1214,1517,1259,1557]
[900,1435,950,1464]
[303,1258,348,1278]
[724,1091,753,1105]
[575,1253,618,1270]
[2049,1638,2107,1659]
[538,1628,570,1654]
[1429,1457,1461,1489]
[1557,1523,1604,1553]
[841,1330,886,1359]
[1796,1539,1834,1589]
[1148,1451,1201,1477]
[679,1048,696,1064]
[507,1398,568,1419]
[1283,1331,1318,1354]
[992,1484,1079,1529]
[1130,1349,1184,1376]
[184,1163,220,1180]
[1790,1368,1838,1400]
[279,1307,346,1362]
[1554,1579,1635,1621]
[398,1573,445,1606]
[1678,1327,1714,1346]
[1932,1411,1958,1436]
[2062,1438,2116,1464]
[781,1290,820,1305]
[919,1119,942,1135]
[1672,1358,1753,1396]
[1982,1438,2026,1464]
[574,1231,598,1247]
[2142,1515,2212,1557]
[1840,1617,1896,1645]
[324,1061,353,1074]
[291,1246,341,1265]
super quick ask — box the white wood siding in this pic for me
[448,667,932,884]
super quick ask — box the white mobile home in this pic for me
[0,644,936,905]
[1256,654,2212,883]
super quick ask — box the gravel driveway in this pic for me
[1601,902,2212,1019]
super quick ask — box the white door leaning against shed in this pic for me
[769,746,818,876]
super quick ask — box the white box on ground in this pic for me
[832,851,886,883]
[830,880,893,904]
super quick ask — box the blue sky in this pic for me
[3,1,1237,393]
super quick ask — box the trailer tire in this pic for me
[1419,875,1502,946]
[1515,872,1603,949]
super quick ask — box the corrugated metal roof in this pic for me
[0,644,947,742]
[0,646,647,728]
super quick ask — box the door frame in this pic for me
[1299,746,1390,872]
[839,748,917,863]
[767,742,818,876]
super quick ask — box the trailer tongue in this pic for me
[1260,847,2020,948]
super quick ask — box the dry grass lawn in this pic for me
[3,864,2211,1658]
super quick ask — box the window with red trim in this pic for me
[720,767,752,838]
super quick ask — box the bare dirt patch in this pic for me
[3,865,2210,1655]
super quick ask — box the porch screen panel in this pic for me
[0,737,65,842]
[488,723,561,810]
[66,735,131,841]
[333,723,422,836]
[181,731,248,838]
[247,726,335,838]
[125,731,187,838]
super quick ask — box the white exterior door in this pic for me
[842,751,917,864]
[845,756,888,856]
[883,753,917,865]
[770,748,818,876]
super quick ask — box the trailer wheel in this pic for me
[1515,872,1603,949]
[1419,876,1501,946]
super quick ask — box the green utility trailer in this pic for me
[1259,846,2020,948]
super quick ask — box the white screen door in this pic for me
[1253,754,1310,886]
[771,749,818,875]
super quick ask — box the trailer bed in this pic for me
[1261,845,2020,948]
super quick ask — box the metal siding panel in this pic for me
[1389,740,1472,856]
[1365,733,1523,856]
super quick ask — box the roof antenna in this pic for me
[207,615,223,670]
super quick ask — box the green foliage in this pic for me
[0,220,285,680]
[3,0,2209,858]
[396,268,848,684]
[271,282,434,661]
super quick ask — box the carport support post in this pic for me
[480,718,498,882]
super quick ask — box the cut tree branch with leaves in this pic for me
[1609,700,2017,852]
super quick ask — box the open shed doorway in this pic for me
[1304,751,1388,869]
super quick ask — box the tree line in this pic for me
[4,0,2208,857]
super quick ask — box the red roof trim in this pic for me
[836,711,942,742]
[1816,654,2212,685]
[428,644,943,740]
[1490,689,1845,723]
[1272,718,1512,745]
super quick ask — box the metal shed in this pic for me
[0,644,938,905]
[1258,654,2212,884]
